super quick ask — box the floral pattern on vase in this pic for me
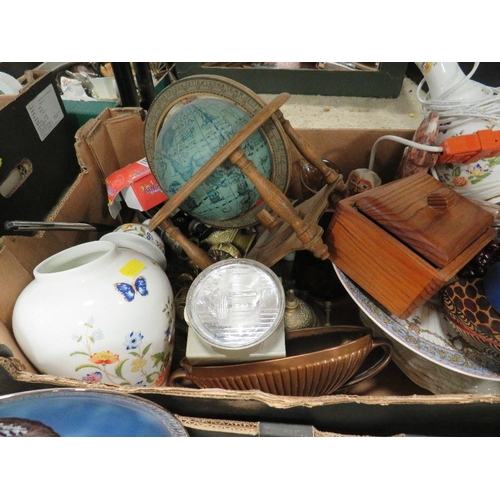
[12,241,176,387]
[70,315,172,386]
[118,223,165,253]
[437,155,500,190]
[100,222,167,270]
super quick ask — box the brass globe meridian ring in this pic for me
[144,74,291,229]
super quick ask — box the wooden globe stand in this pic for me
[145,76,346,269]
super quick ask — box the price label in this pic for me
[26,84,64,142]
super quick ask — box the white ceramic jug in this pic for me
[416,62,500,203]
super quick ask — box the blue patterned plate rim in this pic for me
[333,265,500,381]
[0,388,189,437]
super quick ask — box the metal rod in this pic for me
[111,63,139,107]
[5,221,115,232]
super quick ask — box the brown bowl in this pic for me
[168,325,393,397]
[443,278,500,360]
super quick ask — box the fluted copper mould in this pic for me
[168,325,393,397]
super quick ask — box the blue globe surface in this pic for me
[154,97,272,222]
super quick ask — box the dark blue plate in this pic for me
[0,388,188,437]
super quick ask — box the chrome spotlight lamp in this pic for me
[184,259,286,365]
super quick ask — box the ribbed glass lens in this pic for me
[185,259,285,349]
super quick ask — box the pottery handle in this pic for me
[339,338,394,390]
[168,368,201,389]
[168,368,189,387]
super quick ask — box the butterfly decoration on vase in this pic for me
[114,276,149,302]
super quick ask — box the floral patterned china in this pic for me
[0,388,188,437]
[101,222,167,270]
[334,266,500,394]
[416,62,500,204]
[12,241,175,387]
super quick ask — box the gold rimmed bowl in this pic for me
[168,325,393,397]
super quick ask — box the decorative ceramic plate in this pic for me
[333,266,500,392]
[0,388,188,437]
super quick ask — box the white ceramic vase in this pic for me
[12,240,175,387]
[416,62,500,203]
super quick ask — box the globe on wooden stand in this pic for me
[144,74,346,269]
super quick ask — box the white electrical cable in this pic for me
[368,64,500,174]
[368,135,443,171]
[416,62,500,131]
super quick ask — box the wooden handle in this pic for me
[427,188,454,212]
[148,93,291,231]
[230,147,329,260]
[255,208,280,232]
[157,218,214,270]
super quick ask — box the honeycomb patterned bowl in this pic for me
[443,278,500,360]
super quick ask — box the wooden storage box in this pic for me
[327,172,496,319]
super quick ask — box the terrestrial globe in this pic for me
[144,75,291,229]
[154,97,272,222]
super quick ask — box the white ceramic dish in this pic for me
[0,72,22,95]
[333,265,500,394]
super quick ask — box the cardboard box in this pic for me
[175,415,392,437]
[2,107,500,437]
[63,99,119,136]
[0,71,82,236]
[106,157,168,218]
